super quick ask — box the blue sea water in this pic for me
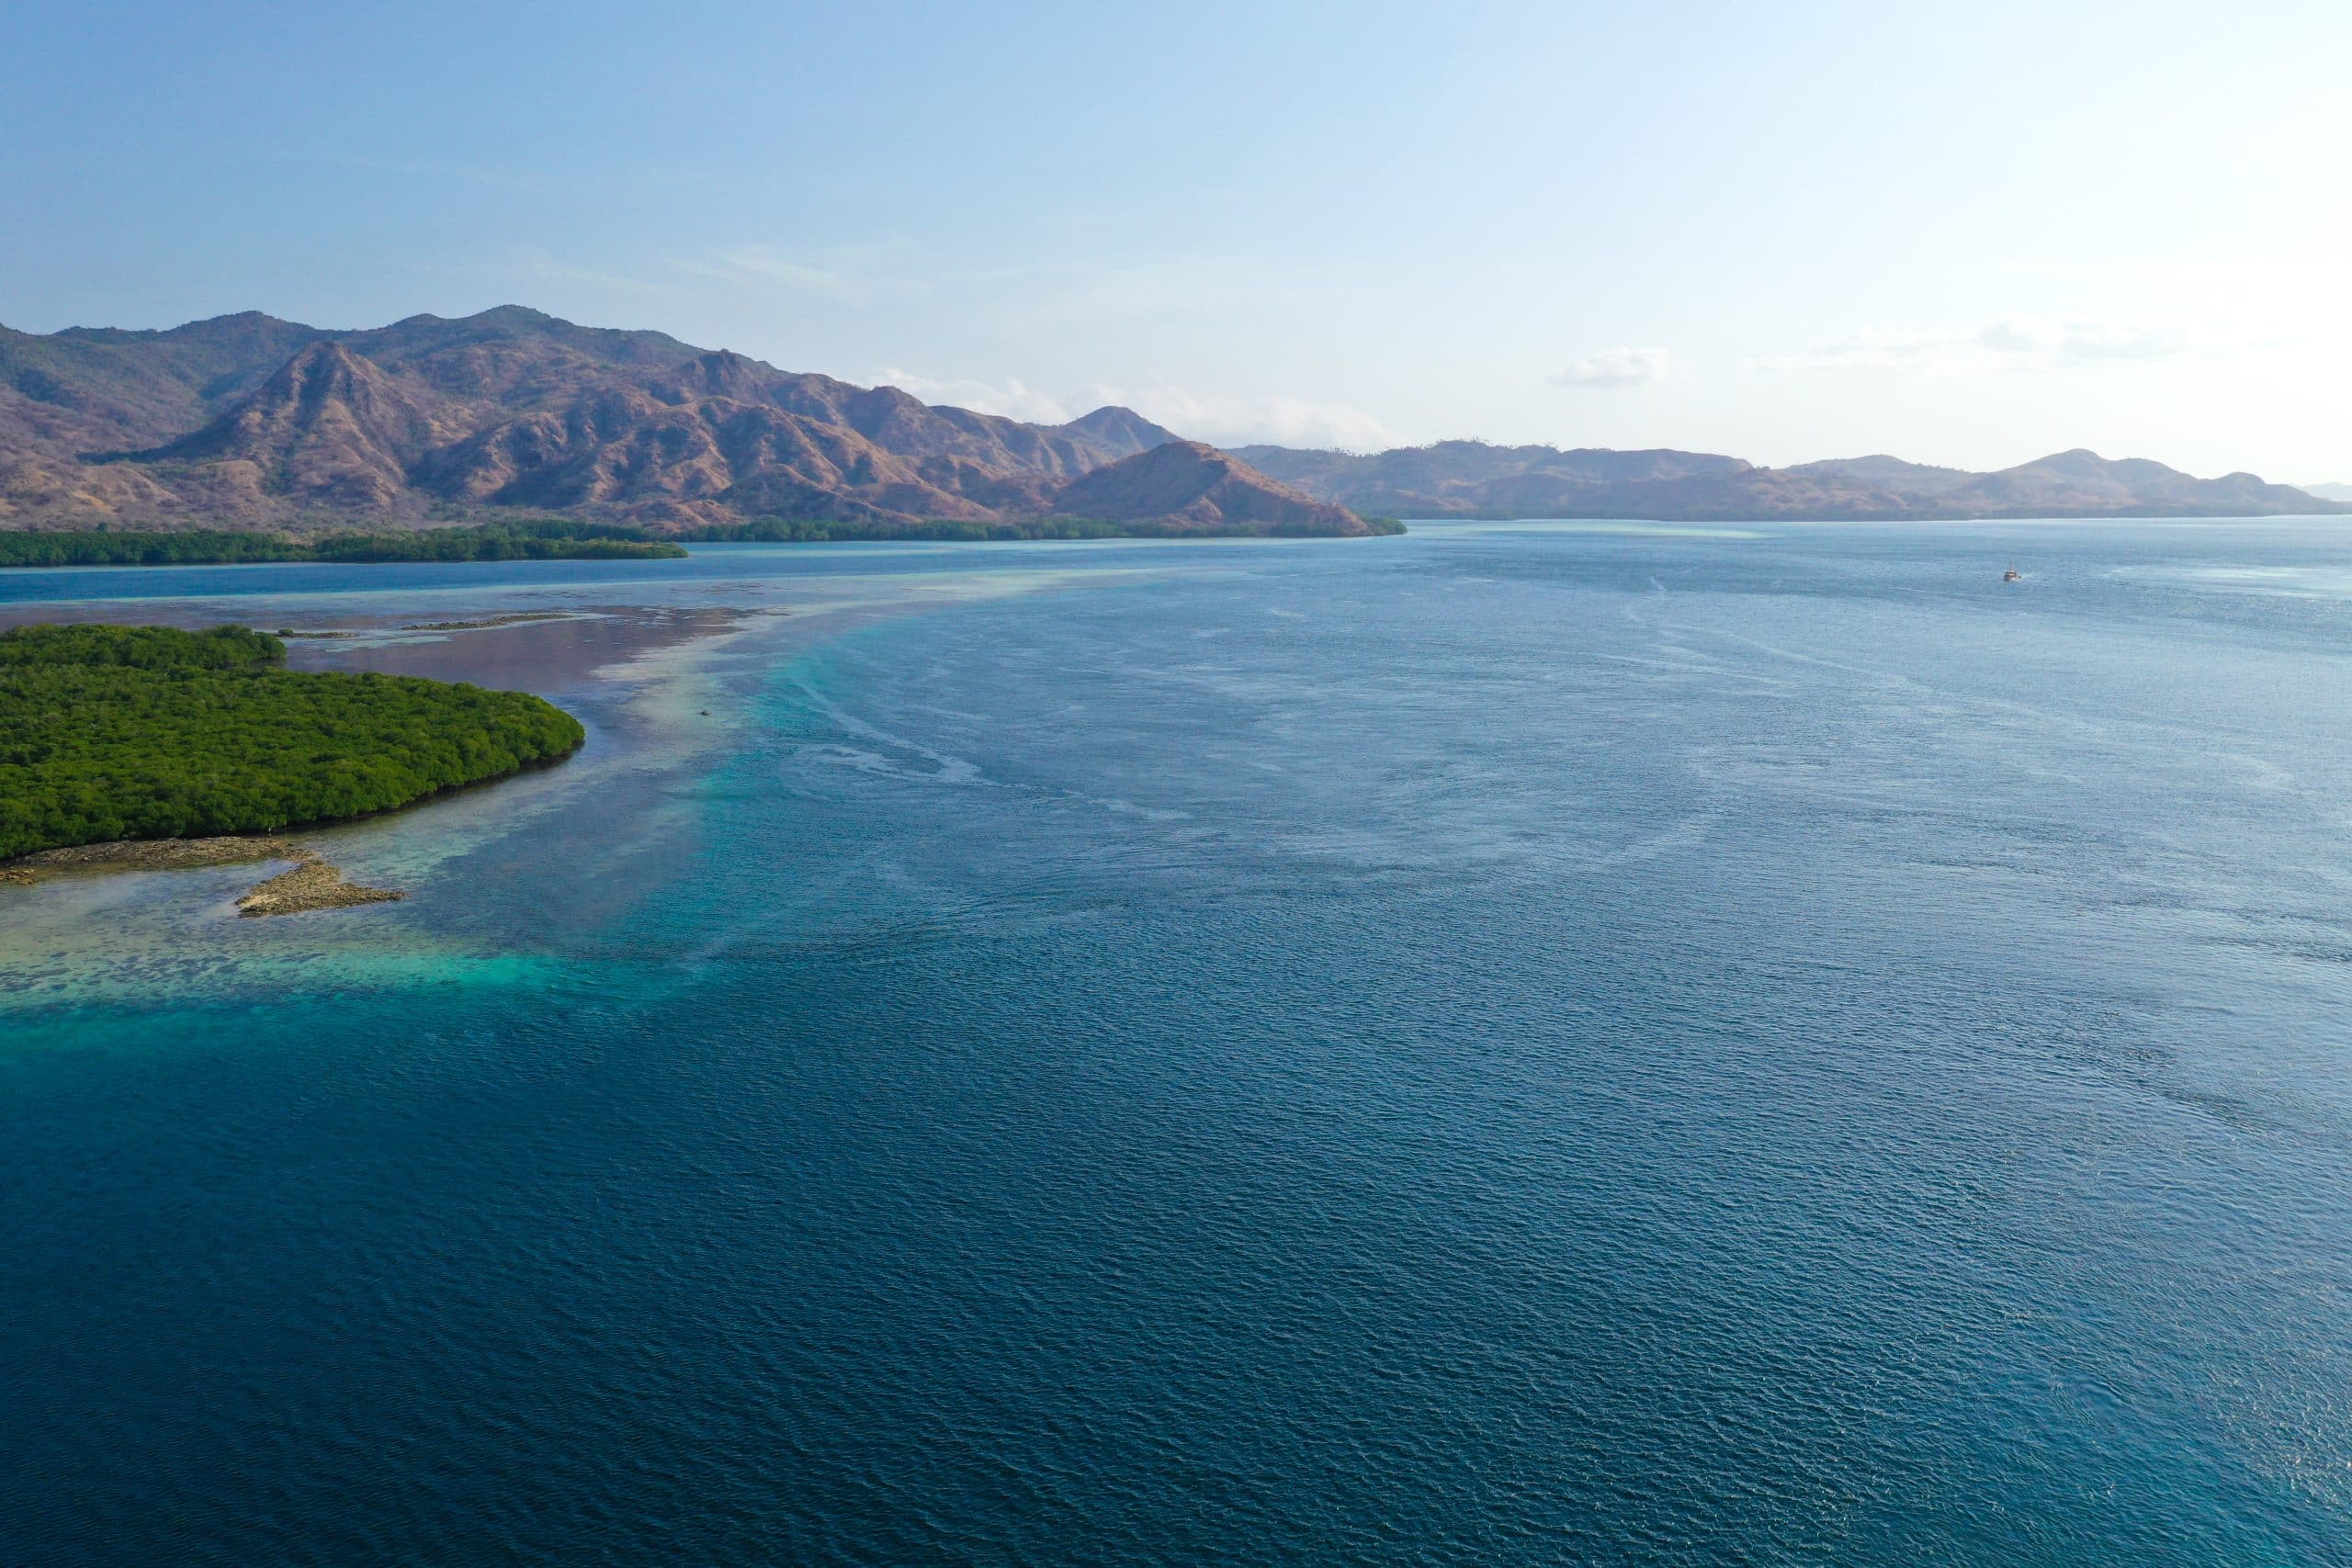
[6,522,2352,1564]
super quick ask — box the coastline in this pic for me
[1,837,402,917]
[0,559,1172,963]
[0,516,1399,572]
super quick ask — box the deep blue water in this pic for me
[6,522,2352,1563]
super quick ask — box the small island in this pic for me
[0,623,585,911]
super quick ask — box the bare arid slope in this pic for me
[0,307,1360,536]
[7,306,2335,533]
[1053,442,1365,535]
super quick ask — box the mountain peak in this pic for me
[1063,405,1174,438]
[183,309,292,332]
[1055,440,1368,535]
[466,304,560,326]
[272,337,373,380]
[1054,405,1180,461]
[141,340,454,508]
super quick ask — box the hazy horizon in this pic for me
[8,1,2348,482]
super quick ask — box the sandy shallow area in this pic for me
[0,557,1176,958]
[2,836,404,916]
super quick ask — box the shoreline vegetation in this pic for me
[680,514,1408,544]
[0,513,1405,570]
[0,519,687,568]
[0,625,584,899]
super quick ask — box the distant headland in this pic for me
[1231,443,2347,524]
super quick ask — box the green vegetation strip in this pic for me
[682,514,1408,543]
[0,519,686,568]
[0,513,1404,567]
[0,625,583,860]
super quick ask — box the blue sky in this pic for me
[6,1,2347,479]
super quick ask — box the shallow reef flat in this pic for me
[2,836,403,917]
[232,855,403,916]
[3,835,302,877]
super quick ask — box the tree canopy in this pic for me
[0,520,686,569]
[0,624,583,860]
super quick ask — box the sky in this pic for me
[6,1,2348,480]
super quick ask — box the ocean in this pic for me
[6,520,2351,1563]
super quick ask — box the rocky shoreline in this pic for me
[0,836,404,917]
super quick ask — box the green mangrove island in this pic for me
[0,625,583,889]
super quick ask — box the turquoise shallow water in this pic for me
[6,523,2352,1563]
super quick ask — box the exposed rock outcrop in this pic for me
[233,854,403,916]
[2,835,404,915]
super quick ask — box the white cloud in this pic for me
[1551,346,1671,389]
[1115,387,1400,451]
[872,369,1075,425]
[1974,314,2184,359]
[1754,314,2194,374]
[870,370,1399,451]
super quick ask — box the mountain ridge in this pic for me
[0,307,1367,536]
[1232,439,2346,521]
[3,307,2336,532]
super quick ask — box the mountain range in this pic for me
[1233,442,2347,522]
[0,307,1364,536]
[1,305,2338,534]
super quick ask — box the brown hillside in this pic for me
[1056,442,1370,535]
[0,306,1353,536]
